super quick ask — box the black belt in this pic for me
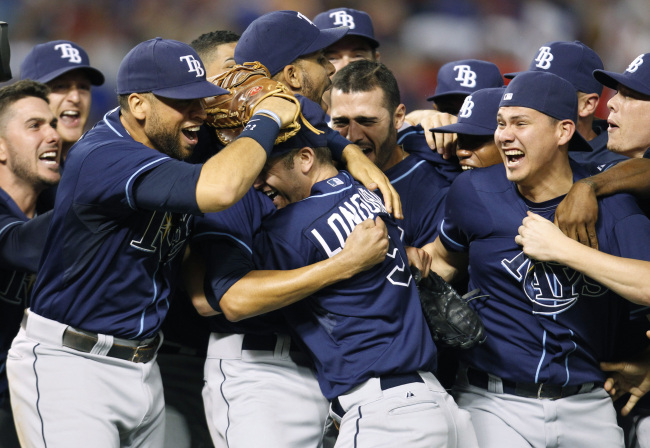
[241,334,313,368]
[331,372,424,417]
[466,367,602,400]
[62,327,161,364]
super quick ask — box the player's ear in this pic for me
[128,93,149,120]
[280,63,302,91]
[557,119,574,147]
[577,92,599,118]
[374,50,381,62]
[298,146,315,174]
[393,104,406,130]
[0,137,7,163]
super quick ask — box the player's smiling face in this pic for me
[324,36,377,74]
[456,134,501,170]
[255,150,312,207]
[330,86,403,171]
[606,85,650,158]
[495,106,567,186]
[46,70,92,149]
[0,96,62,189]
[144,94,205,160]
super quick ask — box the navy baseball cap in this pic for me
[20,40,104,85]
[116,37,227,99]
[504,41,603,94]
[271,95,328,157]
[499,71,591,152]
[313,8,379,48]
[430,87,505,136]
[235,10,349,76]
[594,53,650,96]
[427,59,504,102]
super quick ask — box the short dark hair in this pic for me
[331,60,400,114]
[278,146,332,170]
[0,80,50,128]
[190,30,240,63]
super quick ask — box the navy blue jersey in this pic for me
[397,125,463,186]
[569,119,627,165]
[192,188,287,335]
[439,161,650,386]
[0,189,39,403]
[29,108,203,339]
[255,171,436,400]
[384,153,449,247]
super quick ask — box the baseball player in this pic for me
[0,79,61,448]
[20,40,104,160]
[329,60,449,257]
[429,87,505,170]
[253,119,478,448]
[313,8,380,73]
[505,40,626,165]
[5,37,302,447]
[428,70,650,447]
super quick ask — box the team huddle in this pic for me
[2,7,650,448]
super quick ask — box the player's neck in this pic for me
[516,159,574,203]
[381,145,408,172]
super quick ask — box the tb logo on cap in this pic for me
[330,11,356,29]
[454,65,477,88]
[626,55,644,73]
[459,95,474,118]
[535,46,554,70]
[54,43,82,64]
[179,55,205,77]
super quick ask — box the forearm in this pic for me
[552,238,650,305]
[586,157,650,198]
[195,137,267,213]
[220,252,365,321]
[427,238,468,283]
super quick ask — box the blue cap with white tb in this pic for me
[20,40,105,85]
[313,8,379,48]
[594,53,650,96]
[427,59,504,102]
[499,71,592,152]
[116,37,227,99]
[430,87,505,136]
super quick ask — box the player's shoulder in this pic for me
[451,164,509,193]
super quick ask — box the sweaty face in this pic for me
[324,35,378,73]
[606,85,650,158]
[295,51,335,106]
[203,42,237,78]
[144,95,206,160]
[1,97,62,190]
[47,70,92,148]
[456,134,502,170]
[330,87,399,171]
[495,106,566,188]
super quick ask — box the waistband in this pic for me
[464,367,603,400]
[331,372,427,418]
[207,332,312,367]
[22,309,162,364]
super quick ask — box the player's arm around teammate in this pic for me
[187,216,389,320]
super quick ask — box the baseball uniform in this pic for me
[255,170,478,448]
[440,160,650,447]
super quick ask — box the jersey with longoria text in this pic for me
[29,108,203,339]
[439,161,650,386]
[255,171,436,400]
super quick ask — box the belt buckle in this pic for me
[537,383,562,400]
[130,344,148,363]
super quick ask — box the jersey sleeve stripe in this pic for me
[125,158,171,210]
[390,160,427,184]
[192,231,253,255]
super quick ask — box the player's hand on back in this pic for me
[405,246,432,278]
[405,109,458,160]
[554,179,599,249]
[601,330,650,417]
[342,144,403,219]
[340,217,389,274]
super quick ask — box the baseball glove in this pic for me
[412,268,486,349]
[202,61,301,146]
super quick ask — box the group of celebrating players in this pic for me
[2,6,650,448]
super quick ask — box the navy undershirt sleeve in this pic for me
[132,160,203,214]
[0,211,52,272]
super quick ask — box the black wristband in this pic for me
[325,127,349,161]
[237,114,280,156]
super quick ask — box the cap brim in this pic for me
[346,31,380,48]
[430,122,495,135]
[301,26,349,56]
[426,92,468,103]
[153,80,228,100]
[503,71,519,79]
[593,69,650,96]
[37,66,105,86]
